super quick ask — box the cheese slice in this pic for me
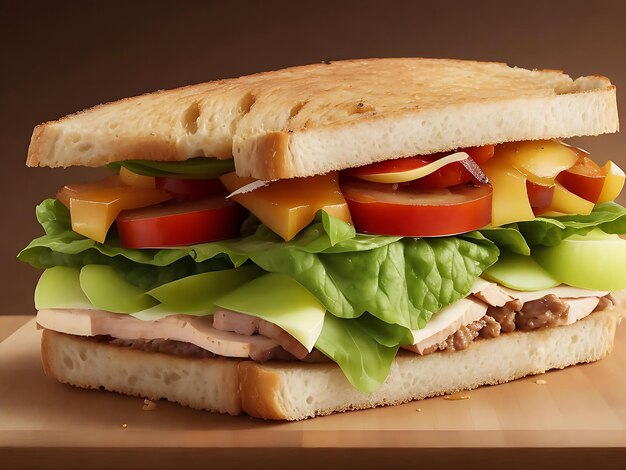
[356,152,469,183]
[500,285,608,303]
[562,297,601,325]
[406,297,488,354]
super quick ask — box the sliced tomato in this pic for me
[155,177,226,202]
[526,181,555,209]
[410,160,470,188]
[556,156,605,203]
[347,146,495,189]
[416,146,494,187]
[116,197,247,248]
[465,145,495,165]
[341,179,492,237]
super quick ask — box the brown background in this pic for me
[1,0,625,315]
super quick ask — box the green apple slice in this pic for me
[482,251,560,291]
[533,229,626,291]
[79,265,158,313]
[35,266,93,310]
[215,273,326,351]
[147,265,263,314]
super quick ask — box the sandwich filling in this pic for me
[35,280,613,362]
[19,139,626,392]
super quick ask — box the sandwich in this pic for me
[18,58,626,420]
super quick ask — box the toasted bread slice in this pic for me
[27,58,618,179]
[41,306,623,421]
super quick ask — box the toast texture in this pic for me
[41,307,623,420]
[27,58,618,179]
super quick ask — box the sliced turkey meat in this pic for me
[36,308,285,362]
[213,309,310,360]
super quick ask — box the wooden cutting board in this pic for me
[0,318,624,470]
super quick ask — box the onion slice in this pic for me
[460,156,489,184]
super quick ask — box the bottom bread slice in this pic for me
[41,308,623,420]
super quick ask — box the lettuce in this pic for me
[315,314,413,392]
[480,202,626,252]
[108,157,235,179]
[517,202,626,246]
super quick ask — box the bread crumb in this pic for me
[534,379,547,385]
[444,393,470,401]
[122,423,128,429]
[416,408,422,412]
[143,399,157,411]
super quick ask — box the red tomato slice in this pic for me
[410,160,470,188]
[116,198,247,248]
[556,156,605,202]
[341,179,492,237]
[347,146,495,189]
[526,181,555,209]
[465,145,495,165]
[155,177,226,202]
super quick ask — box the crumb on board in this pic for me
[534,379,547,385]
[443,393,470,401]
[143,399,157,411]
[122,423,128,429]
[416,408,422,412]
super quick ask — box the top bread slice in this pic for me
[27,58,618,180]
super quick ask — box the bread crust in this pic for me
[26,58,618,179]
[41,306,624,420]
[238,362,284,419]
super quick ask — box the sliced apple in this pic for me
[495,140,579,184]
[534,229,626,291]
[556,156,605,203]
[482,251,560,291]
[526,181,554,209]
[35,266,93,310]
[549,182,594,215]
[79,265,158,313]
[597,160,626,203]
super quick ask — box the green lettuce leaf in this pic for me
[515,202,626,247]
[479,226,531,256]
[108,157,235,179]
[315,314,413,392]
[479,202,626,251]
[249,233,498,329]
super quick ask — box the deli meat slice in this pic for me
[213,309,310,360]
[36,308,283,360]
[471,278,514,307]
[563,297,602,325]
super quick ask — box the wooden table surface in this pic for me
[0,315,624,470]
